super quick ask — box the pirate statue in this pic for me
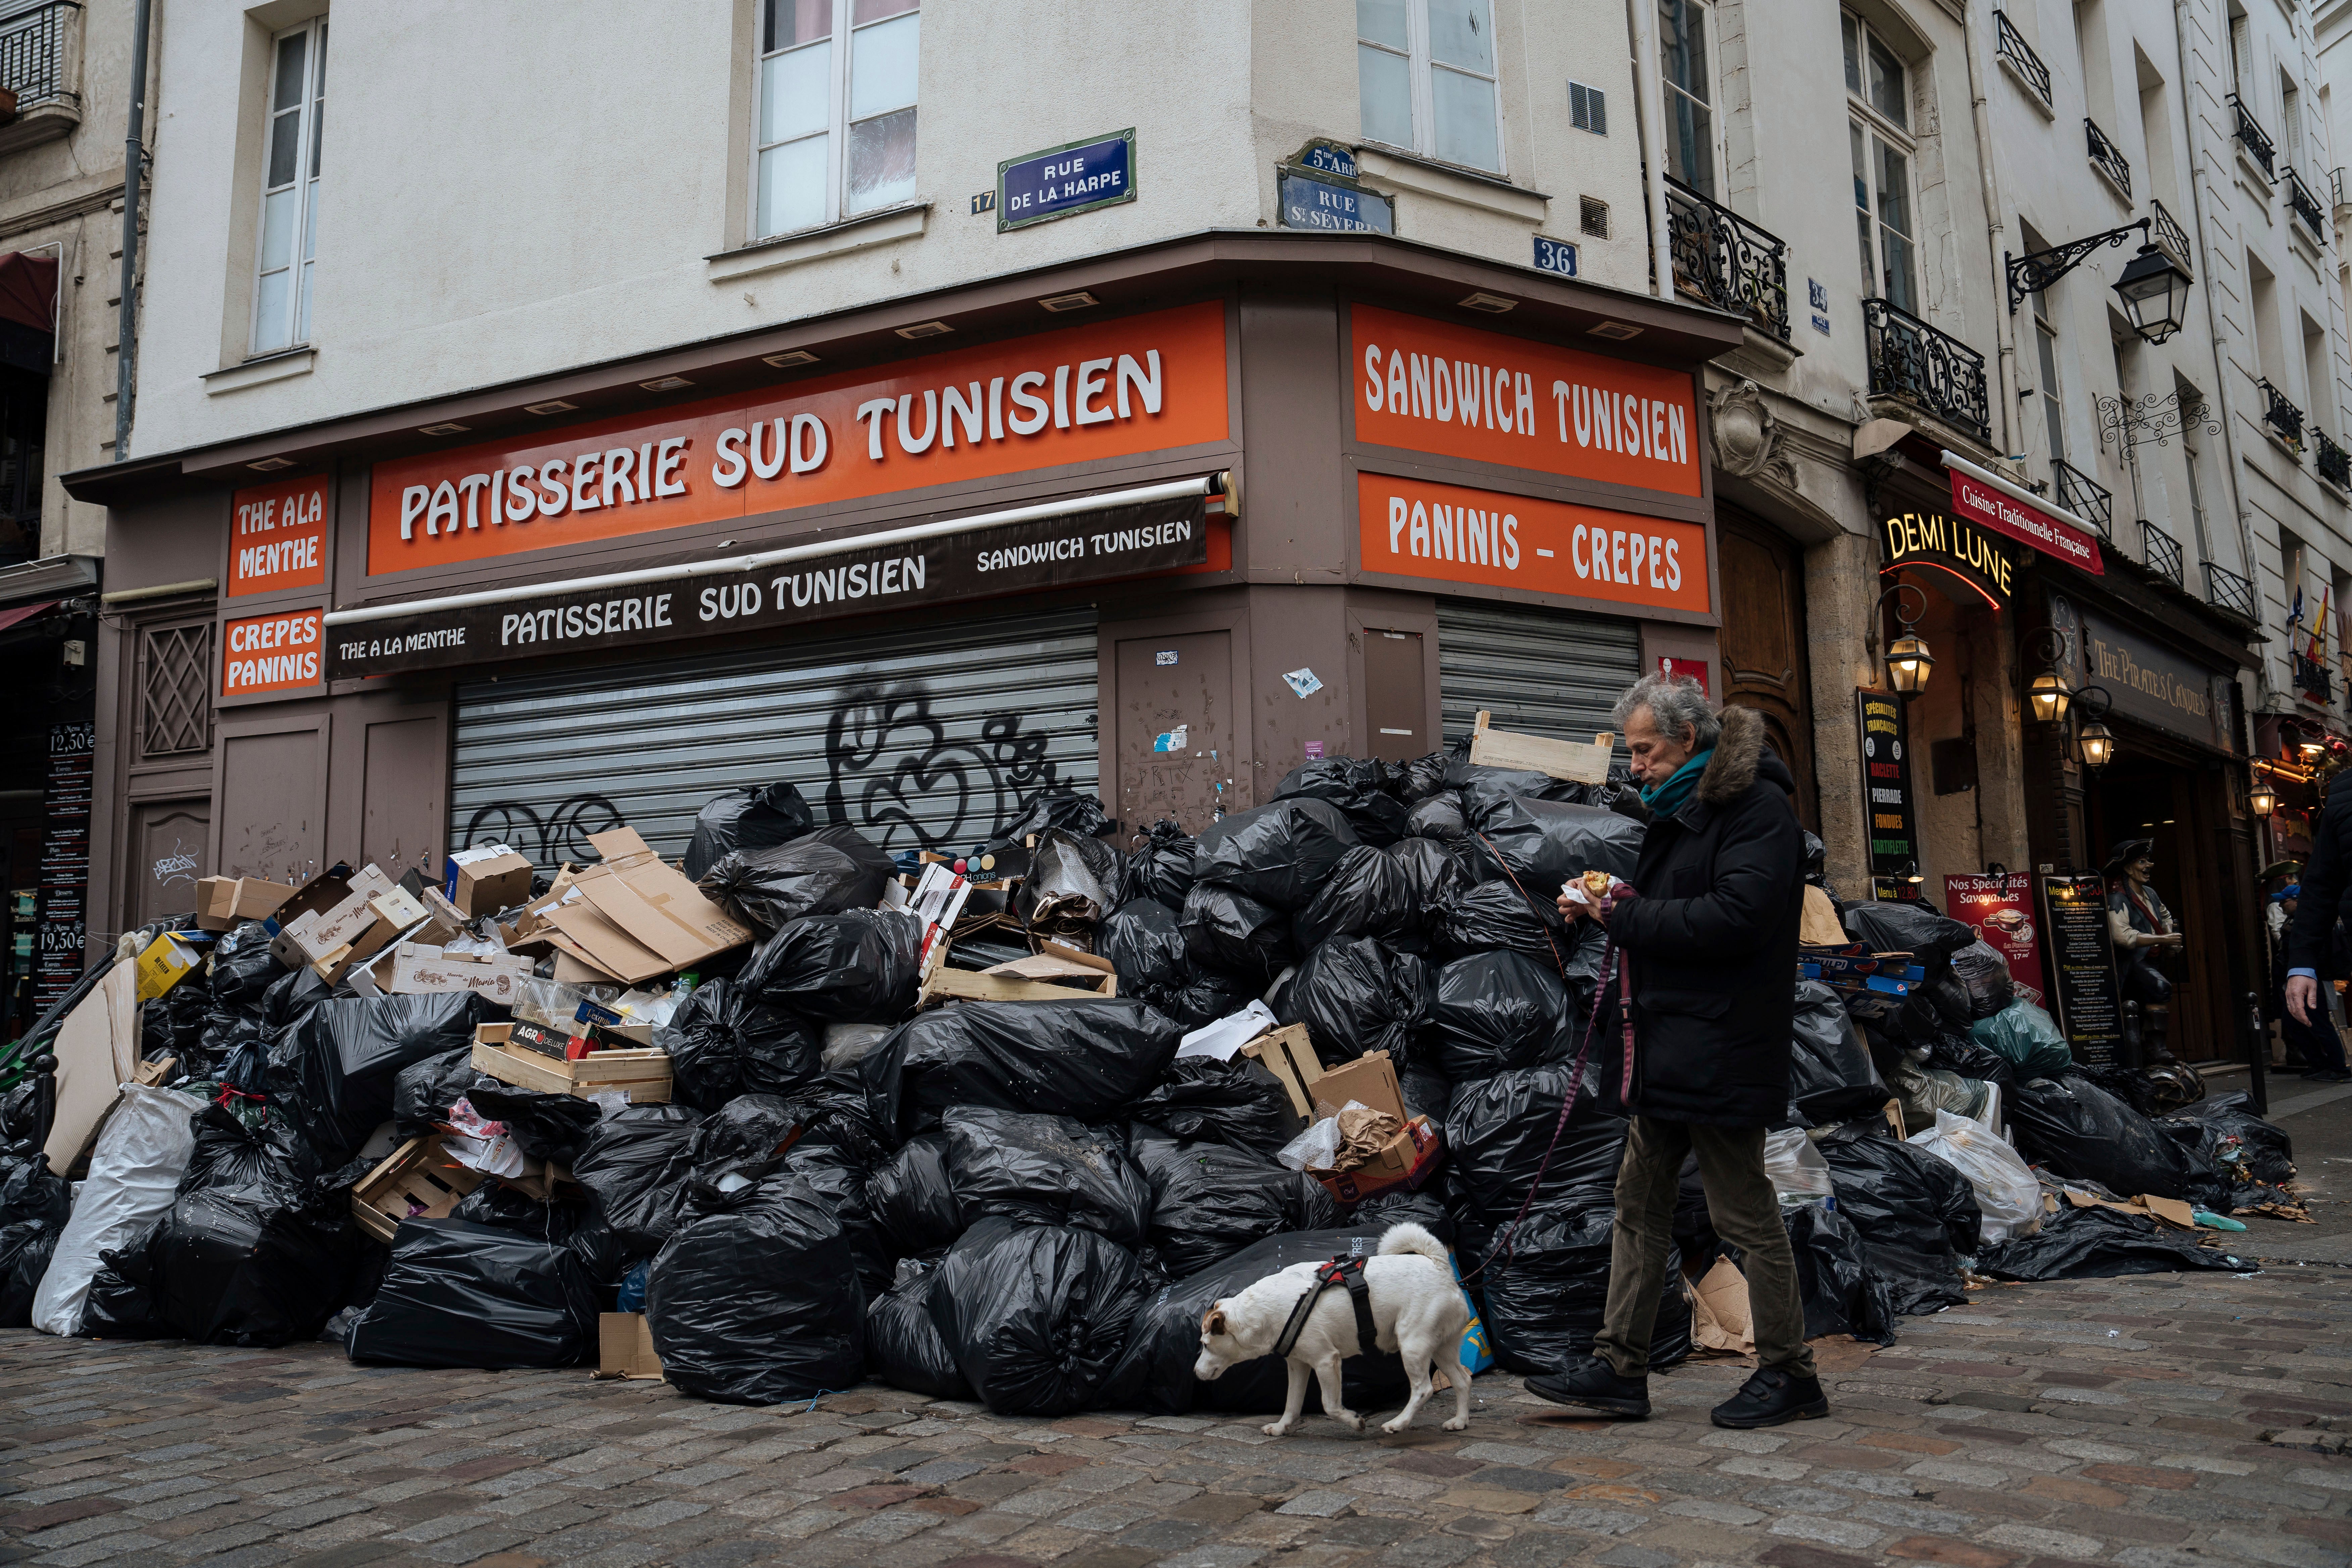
[2104,837,2183,1065]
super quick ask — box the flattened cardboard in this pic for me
[549,828,751,982]
[1301,1051,1444,1203]
[46,962,143,1172]
[196,875,299,932]
[387,944,535,1003]
[598,1313,666,1379]
[445,845,535,917]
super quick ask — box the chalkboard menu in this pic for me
[2037,872,2123,1068]
[33,721,93,1015]
[1854,690,1919,879]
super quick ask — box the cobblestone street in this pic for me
[5,1260,2348,1568]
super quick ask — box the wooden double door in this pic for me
[1716,508,1820,829]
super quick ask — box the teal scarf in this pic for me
[1638,749,1714,819]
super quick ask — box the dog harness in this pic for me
[1270,1255,1382,1359]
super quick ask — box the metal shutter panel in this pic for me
[1436,599,1643,748]
[451,607,1098,864]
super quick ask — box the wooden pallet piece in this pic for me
[471,1024,672,1102]
[352,1135,483,1244]
[916,939,1119,1007]
[1240,1024,1324,1116]
[1467,709,1615,784]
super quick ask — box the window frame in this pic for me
[1356,0,1508,178]
[750,0,921,243]
[1844,10,1920,314]
[1658,0,1720,200]
[247,15,327,358]
[2031,283,2067,468]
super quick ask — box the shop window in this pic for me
[139,623,212,758]
[1845,11,1917,315]
[250,17,327,357]
[1357,0,1504,175]
[754,0,919,241]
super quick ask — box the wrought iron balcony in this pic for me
[1664,176,1791,345]
[2289,167,2327,241]
[2149,197,2193,275]
[2086,118,2131,198]
[1862,298,1991,444]
[2259,377,2306,455]
[2296,652,2334,705]
[2206,560,2258,620]
[0,2,78,122]
[2320,432,2352,490]
[1994,11,2051,108]
[2053,459,2114,538]
[2232,94,2276,179]
[2139,519,2184,587]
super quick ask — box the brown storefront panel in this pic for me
[1114,630,1235,833]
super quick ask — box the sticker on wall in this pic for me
[1283,668,1324,698]
[1156,649,1179,666]
[1154,725,1189,752]
[1304,741,1325,760]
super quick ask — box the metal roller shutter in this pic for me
[1436,599,1643,749]
[451,606,1098,864]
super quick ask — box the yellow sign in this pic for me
[1881,511,2014,605]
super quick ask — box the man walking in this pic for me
[2284,775,2352,1081]
[1535,672,1824,1429]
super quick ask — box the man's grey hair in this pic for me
[1612,672,1722,750]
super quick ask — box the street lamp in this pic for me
[1871,580,1933,697]
[2078,718,2117,769]
[2251,780,2278,816]
[2027,668,2074,724]
[2008,217,2193,346]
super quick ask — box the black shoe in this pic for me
[1523,1354,1650,1419]
[2306,1070,2352,1083]
[1711,1367,1830,1429]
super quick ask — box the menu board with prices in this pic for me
[32,721,92,1015]
[1854,690,1920,880]
[2036,871,2123,1068]
[1945,872,2046,1007]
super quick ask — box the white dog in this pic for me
[1192,1222,1472,1437]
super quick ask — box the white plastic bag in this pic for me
[1277,1103,1368,1173]
[31,1082,204,1336]
[822,1021,895,1074]
[1909,1107,2042,1245]
[1764,1127,1834,1204]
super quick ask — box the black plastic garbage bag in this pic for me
[1466,1208,1690,1375]
[1292,845,1419,953]
[392,1048,498,1141]
[1842,902,1976,969]
[0,1155,72,1328]
[784,1140,893,1298]
[1723,1203,1897,1344]
[1447,761,1587,821]
[996,791,1114,846]
[1135,1139,1336,1278]
[1426,881,1564,965]
[657,977,824,1111]
[686,1094,808,1193]
[1789,980,1887,1126]
[268,993,486,1163]
[570,1105,704,1256]
[863,999,1182,1140]
[1101,898,1189,999]
[1127,1056,1301,1161]
[698,824,894,930]
[466,1086,601,1165]
[1398,1065,1453,1126]
[1276,937,1430,1067]
[1016,828,1129,938]
[2008,1076,2200,1200]
[2159,1092,2294,1187]
[1123,820,1199,909]
[869,1131,962,1256]
[1345,1186,1454,1245]
[1445,1067,1621,1222]
[1468,797,1644,889]
[138,1183,368,1346]
[929,1217,1148,1416]
[1924,1032,2017,1089]
[1403,793,1469,843]
[1398,753,1449,803]
[1973,1203,2252,1280]
[146,978,211,1064]
[867,1263,972,1400]
[261,966,337,1035]
[81,1248,173,1338]
[1193,801,1361,912]
[945,1107,1150,1247]
[1817,1126,1976,1316]
[209,920,287,1009]
[1179,883,1295,984]
[452,1182,588,1245]
[1950,941,2016,1019]
[347,1218,599,1368]
[738,909,923,1022]
[1429,951,1569,1080]
[776,1081,893,1166]
[1158,970,1261,1031]
[646,1170,867,1404]
[1389,836,1475,910]
[684,781,817,881]
[1272,757,1409,847]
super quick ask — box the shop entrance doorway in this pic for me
[2081,744,2239,1063]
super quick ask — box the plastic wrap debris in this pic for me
[31,1083,205,1337]
[391,1048,497,1141]
[2158,1093,2295,1187]
[821,1021,897,1076]
[1178,882,1297,983]
[1275,937,1430,1067]
[1884,1057,1998,1128]
[943,1106,1151,1248]
[1463,1208,1692,1375]
[1788,980,1886,1125]
[1271,757,1410,847]
[1426,881,1563,965]
[442,1098,530,1178]
[645,1169,868,1405]
[1445,1069,1623,1222]
[1841,902,1977,969]
[1468,796,1644,888]
[1950,941,2017,1019]
[1428,951,1570,1080]
[1126,1056,1302,1160]
[996,790,1115,847]
[930,1216,1148,1415]
[1972,1202,2249,1281]
[697,824,895,930]
[1969,1001,2072,1078]
[869,1131,962,1256]
[1764,1128,1834,1202]
[465,1085,601,1164]
[863,999,1181,1141]
[0,1155,73,1327]
[1290,845,1420,955]
[569,1104,704,1257]
[1015,827,1129,945]
[657,977,823,1111]
[1276,1110,1347,1173]
[682,781,817,881]
[1817,1126,1978,1316]
[347,1218,600,1368]
[1403,793,1469,842]
[867,1261,972,1400]
[1134,1137,1336,1277]
[2007,1076,2200,1200]
[267,993,486,1164]
[1123,819,1200,909]
[1906,1108,2041,1245]
[1193,800,1362,912]
[737,909,923,1022]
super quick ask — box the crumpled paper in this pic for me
[1276,1099,1403,1175]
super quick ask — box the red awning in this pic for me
[1942,452,2104,575]
[0,250,58,336]
[0,599,55,632]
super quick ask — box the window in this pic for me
[1845,12,1917,314]
[1357,0,1503,174]
[1568,80,1607,135]
[754,0,919,241]
[2304,311,2331,431]
[2283,72,2303,167]
[2178,375,2212,561]
[2023,228,2067,464]
[250,18,326,356]
[1659,0,1716,199]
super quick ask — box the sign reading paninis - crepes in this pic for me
[329,495,1207,679]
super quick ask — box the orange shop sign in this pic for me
[221,608,322,696]
[365,302,1230,575]
[228,474,329,596]
[1350,303,1701,498]
[1355,472,1709,614]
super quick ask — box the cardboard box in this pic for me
[1303,1050,1445,1205]
[133,932,203,1001]
[195,875,300,932]
[540,828,752,984]
[265,866,357,968]
[598,1313,665,1379]
[1240,1025,1325,1116]
[277,864,399,965]
[386,943,535,1003]
[473,1023,673,1102]
[446,845,535,917]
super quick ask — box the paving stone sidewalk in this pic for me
[4,1267,2347,1568]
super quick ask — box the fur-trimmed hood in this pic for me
[1695,705,1791,806]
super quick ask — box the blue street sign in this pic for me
[1532,236,1579,277]
[1298,142,1359,179]
[1278,172,1393,234]
[998,131,1136,232]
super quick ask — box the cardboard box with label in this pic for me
[1302,1051,1444,1204]
[133,931,204,1001]
[445,844,535,917]
[386,943,535,1003]
[538,828,753,984]
[195,875,300,932]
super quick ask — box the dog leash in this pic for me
[1271,1255,1382,1359]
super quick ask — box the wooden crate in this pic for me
[1467,709,1615,784]
[1240,1024,1325,1116]
[471,1023,672,1102]
[916,940,1119,1007]
[352,1135,483,1244]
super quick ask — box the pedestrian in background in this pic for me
[2280,878,2352,1082]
